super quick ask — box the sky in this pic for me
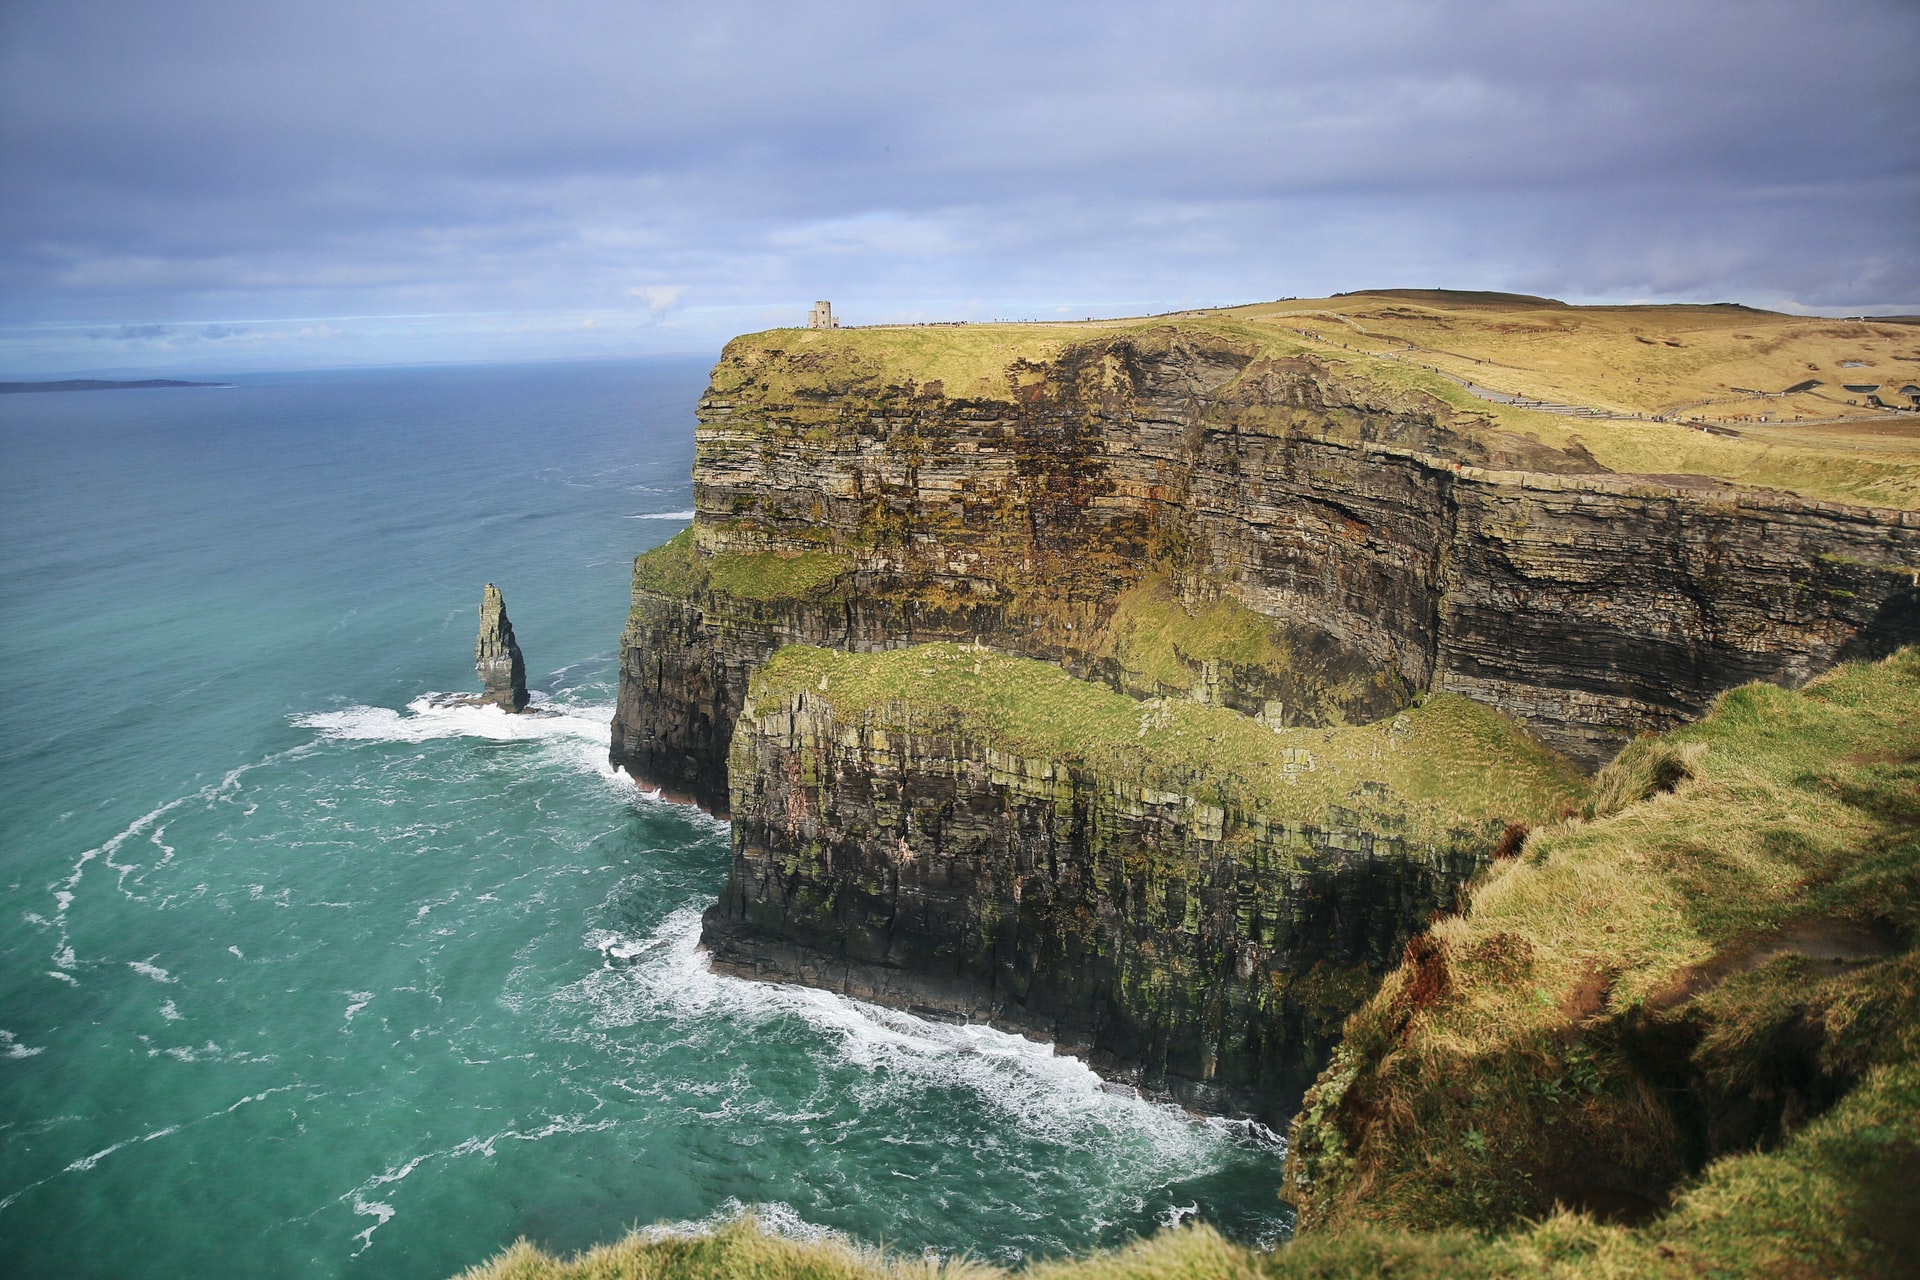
[1,0,1915,375]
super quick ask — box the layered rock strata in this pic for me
[612,322,1918,1115]
[476,582,529,713]
[613,328,1920,804]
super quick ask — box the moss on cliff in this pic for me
[750,641,1585,834]
[629,529,854,604]
[1093,574,1386,718]
[631,527,704,598]
[708,549,855,600]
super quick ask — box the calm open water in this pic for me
[0,359,1288,1278]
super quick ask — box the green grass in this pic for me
[628,529,855,605]
[748,641,1586,834]
[707,549,855,600]
[457,1214,996,1280]
[1094,575,1347,709]
[708,323,1110,404]
[1284,648,1920,1249]
[631,527,703,597]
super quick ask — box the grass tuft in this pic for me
[1588,737,1706,818]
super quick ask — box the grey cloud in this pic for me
[2,0,1916,372]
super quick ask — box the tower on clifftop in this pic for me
[807,300,836,330]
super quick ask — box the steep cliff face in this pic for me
[610,317,1918,1117]
[612,325,1920,802]
[704,644,1585,1121]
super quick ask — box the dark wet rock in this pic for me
[705,684,1491,1125]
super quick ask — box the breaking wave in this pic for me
[294,696,613,746]
[568,907,1281,1165]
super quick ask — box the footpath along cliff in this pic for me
[611,294,1920,1118]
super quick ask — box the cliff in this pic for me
[611,296,1920,1123]
[706,643,1583,1120]
[614,314,1920,812]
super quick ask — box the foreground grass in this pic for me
[1285,647,1920,1270]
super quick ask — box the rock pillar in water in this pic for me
[475,583,529,712]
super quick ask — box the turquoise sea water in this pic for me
[0,360,1289,1278]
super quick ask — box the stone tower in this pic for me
[474,583,529,712]
[807,300,835,330]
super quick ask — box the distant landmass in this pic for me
[0,378,231,394]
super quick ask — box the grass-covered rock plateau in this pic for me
[564,292,1920,1277]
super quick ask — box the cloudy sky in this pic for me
[1,0,1914,374]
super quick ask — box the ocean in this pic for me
[0,359,1289,1278]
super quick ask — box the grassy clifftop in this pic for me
[708,292,1920,509]
[1281,646,1920,1272]
[748,641,1586,837]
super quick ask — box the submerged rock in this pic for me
[475,583,529,712]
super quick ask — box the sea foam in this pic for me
[569,907,1275,1166]
[294,696,613,745]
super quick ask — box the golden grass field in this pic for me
[722,292,1920,509]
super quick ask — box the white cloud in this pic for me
[0,0,1915,373]
[627,284,686,312]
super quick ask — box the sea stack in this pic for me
[474,583,529,712]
